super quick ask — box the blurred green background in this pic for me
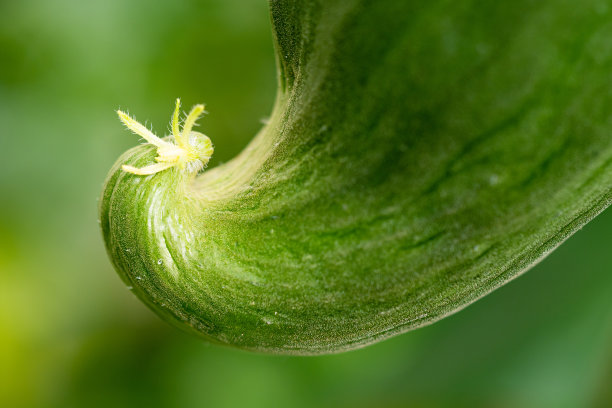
[1,0,611,407]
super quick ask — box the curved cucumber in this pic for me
[100,0,612,354]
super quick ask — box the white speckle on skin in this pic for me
[489,174,500,185]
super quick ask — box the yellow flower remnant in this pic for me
[117,99,213,175]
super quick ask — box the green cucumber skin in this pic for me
[100,0,612,354]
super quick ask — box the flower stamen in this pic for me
[117,99,214,175]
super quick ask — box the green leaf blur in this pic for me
[1,0,611,407]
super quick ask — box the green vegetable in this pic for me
[100,0,612,354]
